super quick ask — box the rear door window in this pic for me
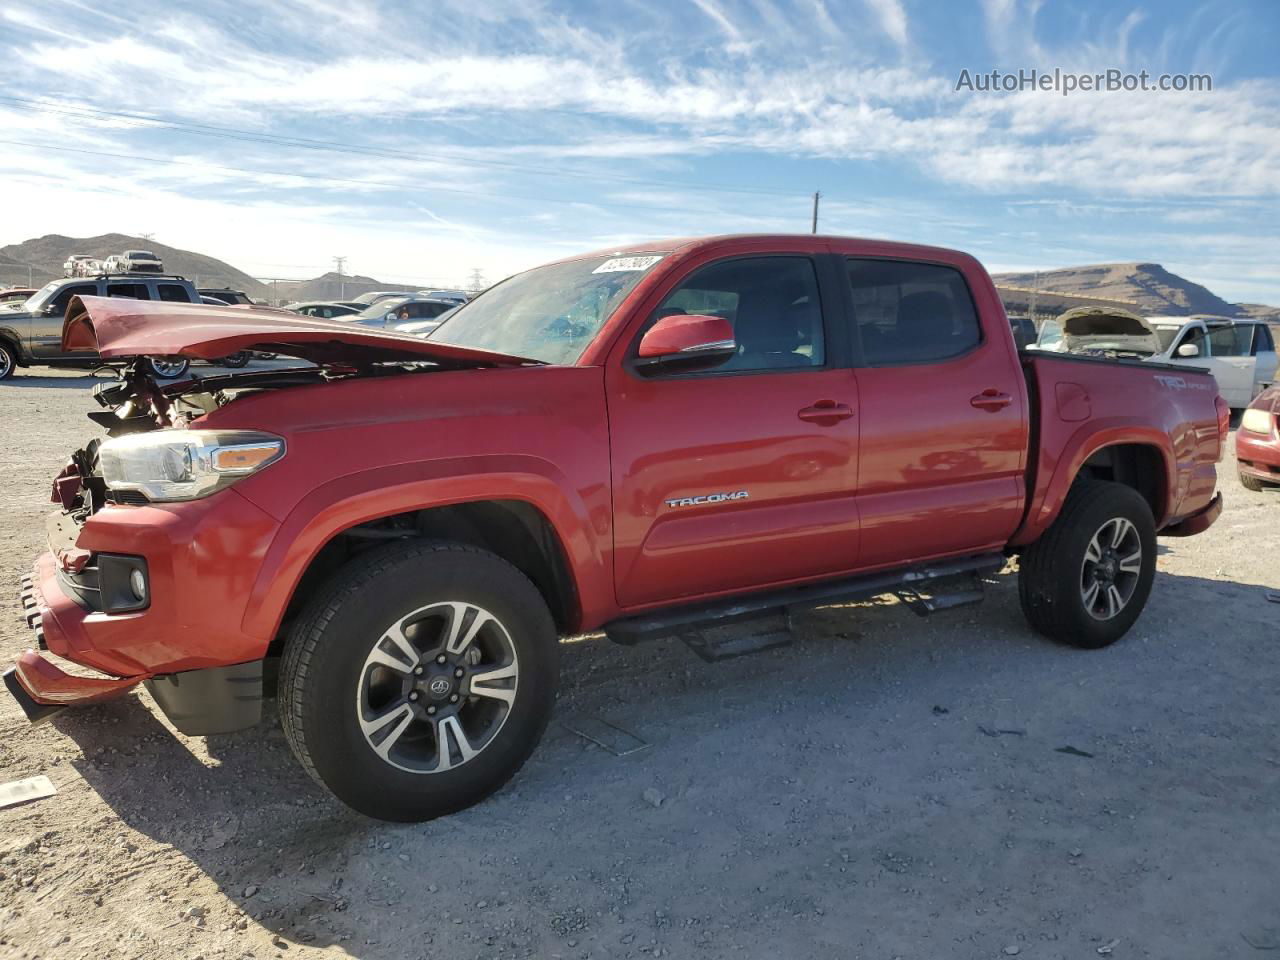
[107,282,151,300]
[1254,325,1276,355]
[846,259,981,365]
[156,283,191,302]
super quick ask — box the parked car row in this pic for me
[0,273,255,379]
[1027,307,1277,410]
[63,250,166,278]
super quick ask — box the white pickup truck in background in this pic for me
[1033,308,1278,409]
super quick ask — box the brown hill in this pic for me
[278,271,414,304]
[991,262,1242,317]
[0,234,270,299]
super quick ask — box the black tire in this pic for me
[1018,479,1156,649]
[220,351,251,368]
[1239,469,1268,492]
[145,356,190,379]
[0,340,16,380]
[279,540,559,821]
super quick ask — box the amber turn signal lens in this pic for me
[213,444,282,472]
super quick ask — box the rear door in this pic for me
[1203,324,1256,408]
[841,257,1028,568]
[607,251,861,608]
[1253,324,1278,391]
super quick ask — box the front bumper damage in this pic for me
[5,557,149,725]
[5,505,270,736]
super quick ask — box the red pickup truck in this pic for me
[5,235,1226,821]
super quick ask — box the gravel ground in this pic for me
[1,368,1278,960]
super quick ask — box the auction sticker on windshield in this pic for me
[592,255,664,274]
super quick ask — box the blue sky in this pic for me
[1,0,1277,303]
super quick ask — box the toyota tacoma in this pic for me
[4,235,1226,821]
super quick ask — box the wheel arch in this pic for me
[241,462,611,648]
[275,499,581,648]
[1011,424,1176,547]
[0,327,28,366]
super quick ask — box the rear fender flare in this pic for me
[240,455,611,639]
[1011,421,1175,547]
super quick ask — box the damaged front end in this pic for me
[6,295,538,732]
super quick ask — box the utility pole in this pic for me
[140,232,155,241]
[1029,270,1040,323]
[811,191,821,234]
[467,268,487,294]
[333,256,347,299]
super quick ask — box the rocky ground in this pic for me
[1,368,1277,960]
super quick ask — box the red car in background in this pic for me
[1237,384,1280,490]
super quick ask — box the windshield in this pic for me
[357,297,409,320]
[429,254,664,364]
[1152,326,1182,352]
[1037,319,1062,348]
[23,281,60,313]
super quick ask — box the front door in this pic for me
[607,254,860,608]
[29,282,97,358]
[842,257,1028,568]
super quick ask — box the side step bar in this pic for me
[604,553,1006,648]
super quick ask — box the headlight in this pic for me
[99,429,285,502]
[1241,408,1276,436]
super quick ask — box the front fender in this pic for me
[239,455,611,639]
[1010,420,1176,547]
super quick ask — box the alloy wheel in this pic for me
[1079,516,1143,620]
[355,601,519,774]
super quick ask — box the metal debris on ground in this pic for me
[1056,745,1095,758]
[978,725,1026,737]
[1241,927,1280,950]
[0,775,57,809]
[563,715,650,757]
[1097,938,1120,955]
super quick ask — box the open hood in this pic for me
[62,296,540,369]
[1058,306,1160,356]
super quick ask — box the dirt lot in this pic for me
[1,368,1278,960]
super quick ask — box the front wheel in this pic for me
[0,341,15,380]
[279,541,559,821]
[1239,469,1269,492]
[145,356,190,379]
[1018,479,1156,649]
[219,351,251,368]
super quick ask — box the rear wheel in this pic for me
[279,540,559,821]
[145,356,190,379]
[1239,469,1269,492]
[0,341,15,380]
[1019,479,1156,649]
[220,351,251,368]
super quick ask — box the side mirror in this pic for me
[1177,342,1201,358]
[636,314,736,372]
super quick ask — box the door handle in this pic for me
[798,400,855,425]
[970,389,1012,411]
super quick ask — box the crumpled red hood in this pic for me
[62,296,538,369]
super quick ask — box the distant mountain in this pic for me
[990,262,1256,318]
[276,271,417,304]
[0,233,271,299]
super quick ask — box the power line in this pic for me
[0,95,806,202]
[0,137,790,219]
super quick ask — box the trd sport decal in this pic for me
[665,490,750,508]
